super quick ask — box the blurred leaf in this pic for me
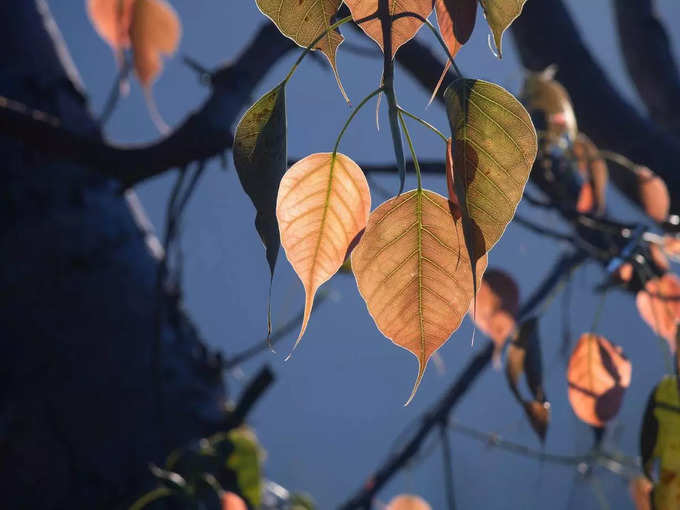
[472,268,519,355]
[149,464,187,492]
[387,494,432,510]
[87,0,135,60]
[636,165,670,223]
[352,189,487,404]
[572,134,607,216]
[629,476,652,510]
[225,428,262,508]
[222,491,248,510]
[566,333,631,427]
[479,0,528,57]
[290,492,317,510]
[521,67,578,141]
[277,153,371,354]
[344,0,435,58]
[255,0,348,100]
[636,273,680,351]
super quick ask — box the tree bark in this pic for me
[0,1,226,507]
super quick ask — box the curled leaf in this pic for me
[255,0,348,100]
[344,0,435,58]
[352,189,487,404]
[471,268,519,354]
[277,153,371,354]
[566,333,631,428]
[387,494,432,510]
[222,492,248,510]
[636,165,670,223]
[636,273,680,351]
[479,0,528,57]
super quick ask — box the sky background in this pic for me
[49,1,680,508]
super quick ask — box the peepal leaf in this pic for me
[444,79,537,308]
[233,83,287,336]
[479,0,527,57]
[277,153,371,355]
[352,189,487,405]
[567,333,631,428]
[344,0,435,58]
[255,0,348,100]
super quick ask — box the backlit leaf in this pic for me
[629,477,652,510]
[471,268,519,353]
[479,0,528,58]
[636,165,670,223]
[87,0,135,59]
[444,79,537,304]
[277,153,371,354]
[224,428,262,508]
[344,0,435,58]
[572,134,607,216]
[222,492,248,510]
[566,333,631,428]
[636,273,680,351]
[352,189,487,404]
[387,494,432,510]
[233,83,287,336]
[255,0,348,100]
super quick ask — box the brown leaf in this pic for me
[352,189,487,404]
[87,0,136,58]
[663,236,680,260]
[566,333,631,427]
[344,0,435,58]
[636,273,680,351]
[471,268,519,350]
[629,476,652,510]
[222,492,248,510]
[387,494,432,510]
[521,67,578,141]
[572,134,607,216]
[277,153,371,354]
[636,165,670,223]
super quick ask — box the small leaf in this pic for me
[222,492,248,510]
[478,0,528,58]
[636,273,680,351]
[87,0,136,58]
[521,67,578,141]
[387,494,432,510]
[224,428,262,508]
[352,189,487,404]
[472,268,519,353]
[566,333,631,427]
[277,153,371,354]
[444,79,537,309]
[255,0,348,100]
[233,83,287,337]
[344,0,435,58]
[636,165,670,223]
[628,476,652,510]
[572,134,607,216]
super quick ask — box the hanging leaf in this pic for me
[233,83,287,337]
[506,318,549,441]
[87,0,136,62]
[628,477,652,510]
[344,0,435,58]
[444,79,537,304]
[277,153,371,354]
[572,134,607,216]
[352,189,487,404]
[640,375,680,509]
[255,0,348,100]
[636,273,680,351]
[636,165,670,223]
[223,428,262,508]
[566,333,631,428]
[387,494,432,510]
[222,492,248,510]
[471,268,519,355]
[478,0,528,58]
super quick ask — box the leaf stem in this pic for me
[398,107,448,142]
[332,87,385,156]
[398,110,422,190]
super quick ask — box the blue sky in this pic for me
[49,2,680,508]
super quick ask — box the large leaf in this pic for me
[277,153,371,354]
[344,0,435,58]
[566,333,631,428]
[255,0,347,99]
[444,79,537,306]
[636,272,680,352]
[387,494,432,510]
[233,83,287,337]
[506,318,549,441]
[478,0,527,57]
[352,189,487,404]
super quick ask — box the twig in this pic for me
[224,366,275,430]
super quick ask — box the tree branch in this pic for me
[613,0,680,138]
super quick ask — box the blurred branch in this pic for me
[224,366,275,430]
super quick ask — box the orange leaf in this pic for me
[352,189,487,404]
[629,476,653,510]
[636,273,680,351]
[277,153,371,354]
[387,494,432,510]
[344,0,435,58]
[663,236,680,259]
[636,165,670,223]
[471,268,519,350]
[566,333,631,427]
[129,0,181,87]
[221,492,247,510]
[87,0,136,56]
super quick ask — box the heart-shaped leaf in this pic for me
[387,494,432,510]
[478,0,527,58]
[255,0,348,100]
[344,0,435,58]
[566,333,631,428]
[233,83,287,337]
[352,189,487,404]
[277,153,371,354]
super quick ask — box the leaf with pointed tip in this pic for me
[255,0,348,100]
[352,189,487,405]
[444,79,536,310]
[344,0,435,59]
[233,83,287,337]
[387,494,432,510]
[479,0,527,58]
[566,333,631,428]
[277,153,371,354]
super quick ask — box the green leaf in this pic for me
[233,83,287,339]
[444,78,537,301]
[479,0,528,57]
[224,428,262,508]
[255,0,347,99]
